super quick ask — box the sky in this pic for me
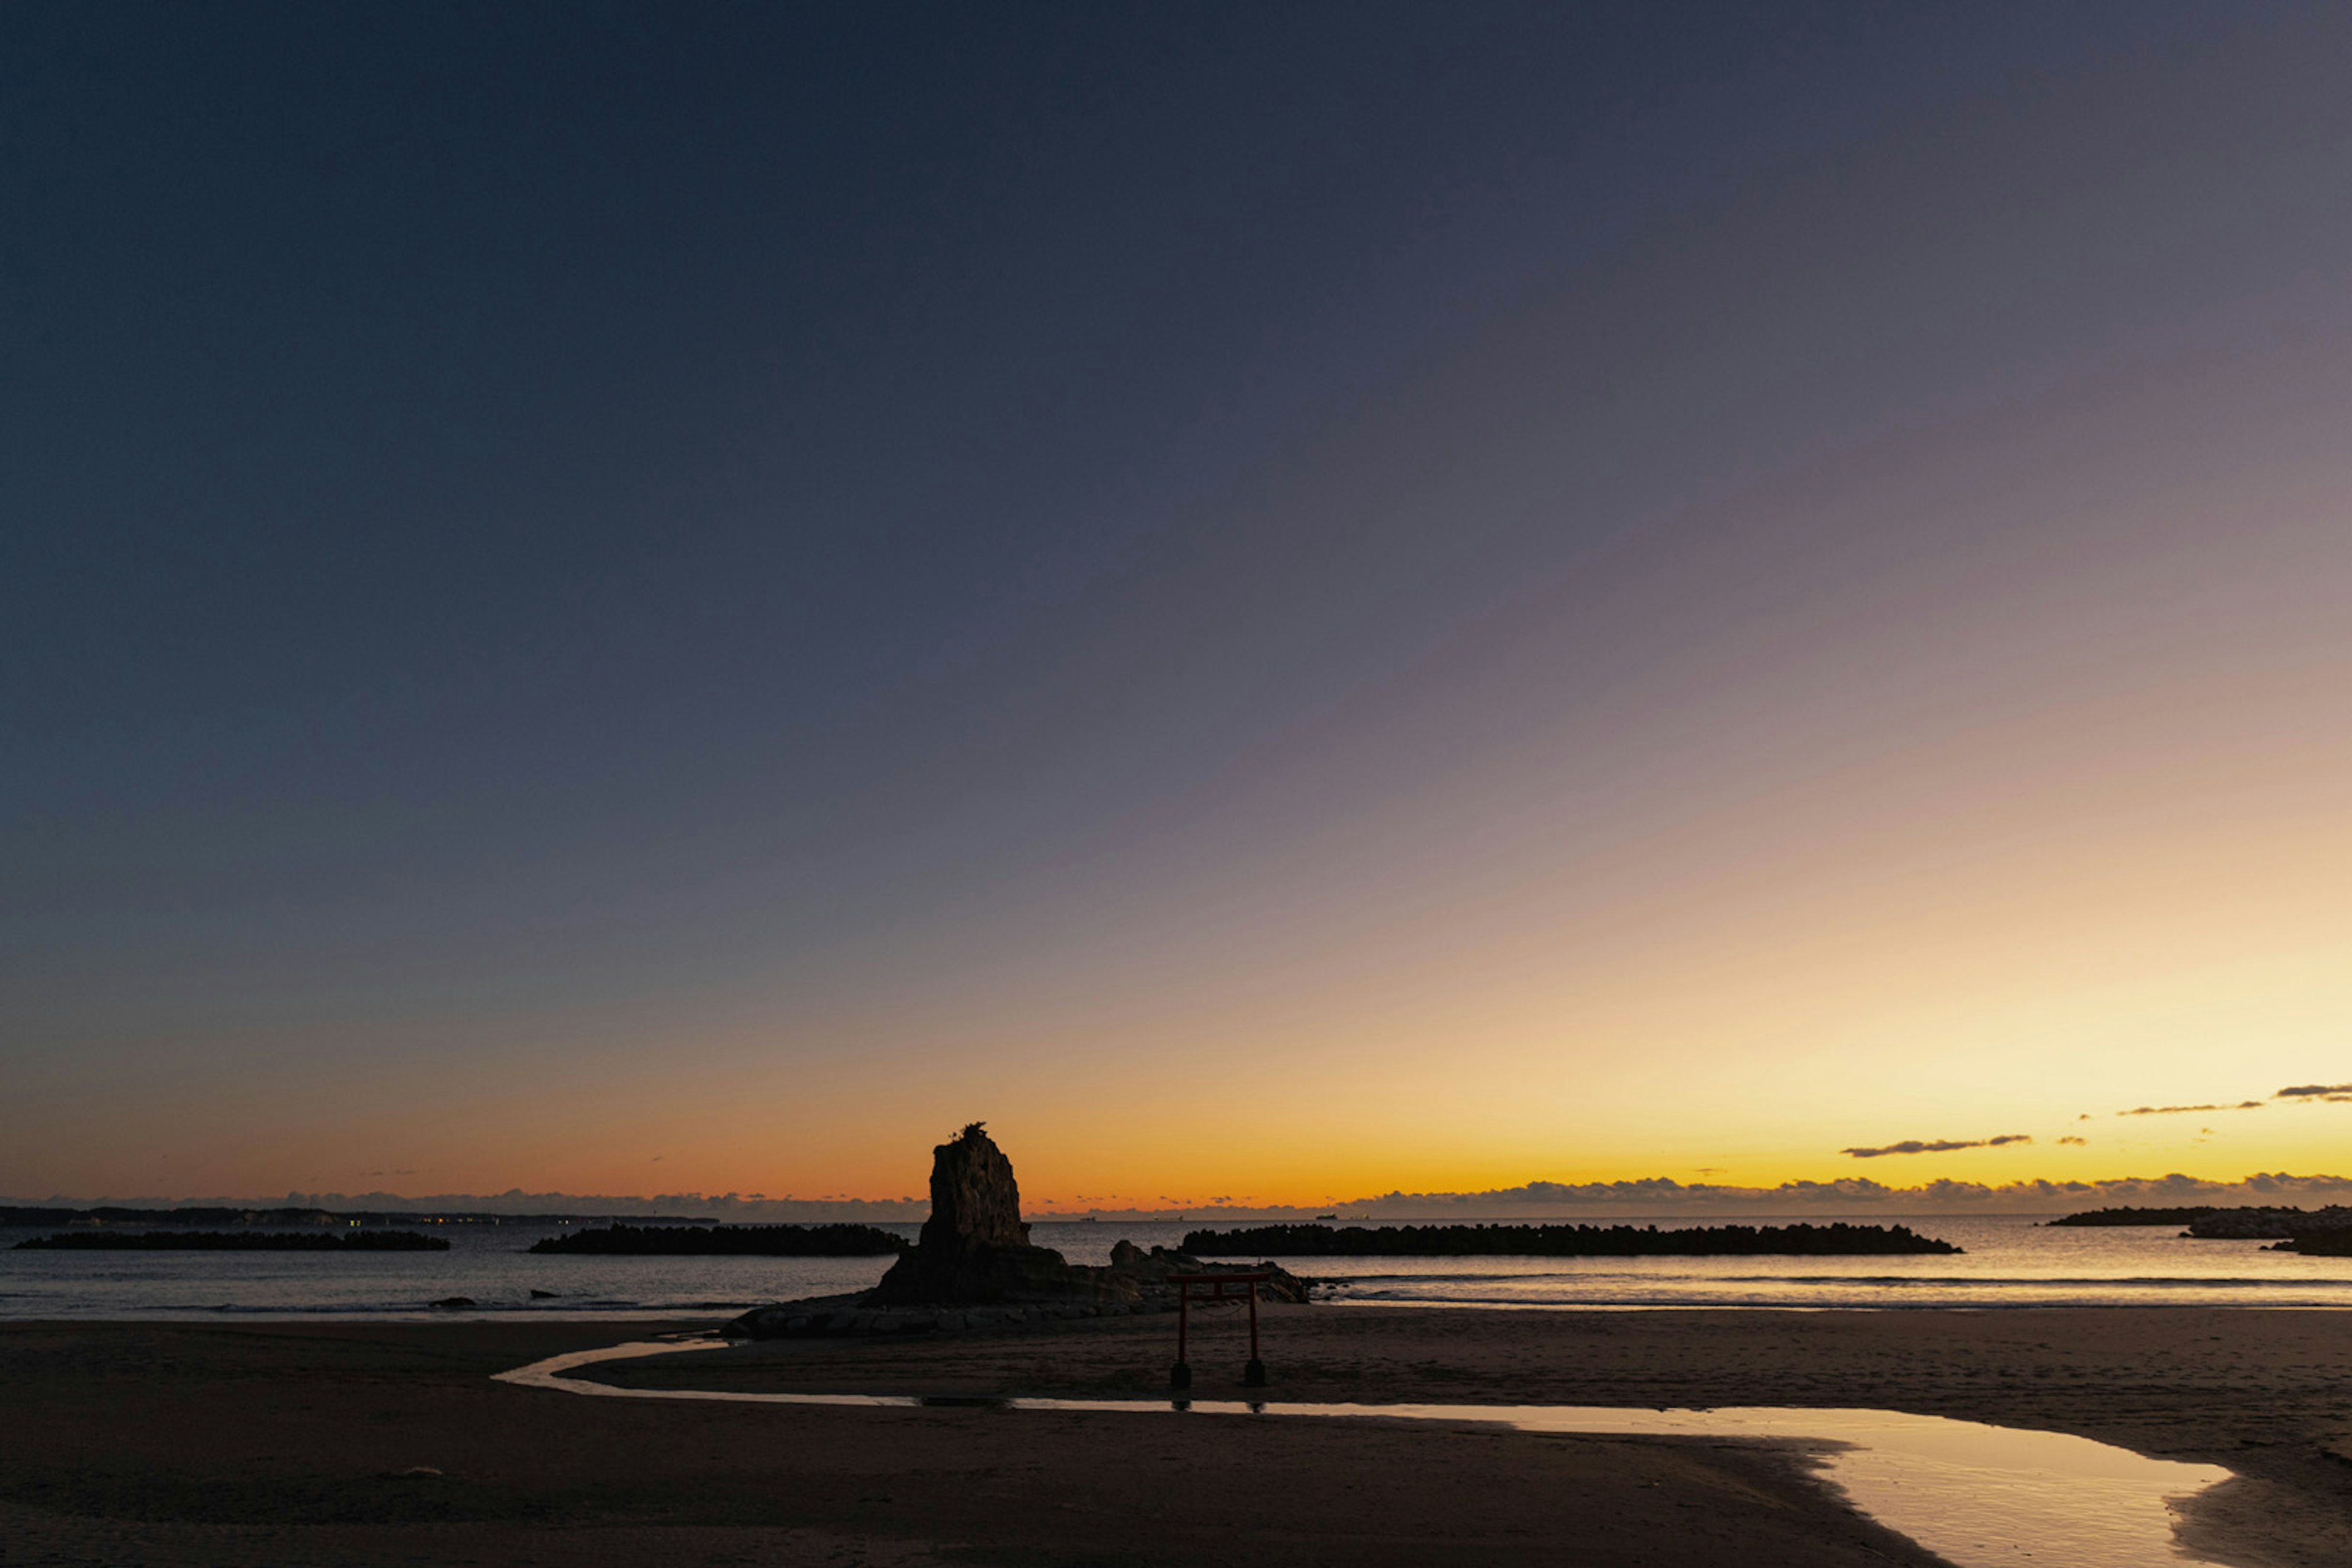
[7,2,2351,1211]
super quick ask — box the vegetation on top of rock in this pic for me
[1181,1222,1960,1256]
[526,1223,907,1256]
[13,1230,450,1251]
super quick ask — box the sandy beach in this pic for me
[4,1307,2347,1567]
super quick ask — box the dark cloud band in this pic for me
[1841,1134,2032,1159]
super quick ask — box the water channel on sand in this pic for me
[497,1338,2238,1568]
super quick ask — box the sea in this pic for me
[6,1214,2350,1321]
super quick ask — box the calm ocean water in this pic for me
[5,1215,2348,1320]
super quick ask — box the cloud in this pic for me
[23,1170,2352,1219]
[1841,1134,2032,1159]
[2116,1101,2263,1115]
[2276,1084,2352,1099]
[1317,1169,2352,1215]
[2057,1136,2087,1145]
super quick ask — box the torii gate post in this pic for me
[1166,1270,1269,1390]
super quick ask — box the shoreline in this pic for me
[5,1307,2347,1565]
[506,1334,2248,1567]
[598,1302,2352,1565]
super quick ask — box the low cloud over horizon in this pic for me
[1324,1170,2352,1216]
[21,1168,2352,1221]
[1841,1135,2032,1159]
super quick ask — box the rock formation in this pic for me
[917,1121,1031,1250]
[724,1121,1314,1336]
[869,1123,1089,1305]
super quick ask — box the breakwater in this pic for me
[15,1230,450,1251]
[529,1223,907,1256]
[1183,1221,1961,1256]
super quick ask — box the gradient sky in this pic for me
[7,2,2351,1207]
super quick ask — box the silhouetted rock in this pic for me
[921,1121,1029,1250]
[2049,1204,2352,1238]
[725,1122,1318,1336]
[2183,1206,2352,1240]
[869,1123,1085,1305]
[2268,1229,2352,1256]
[1107,1242,1314,1304]
[722,1238,1313,1336]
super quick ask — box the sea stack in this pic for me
[867,1122,1083,1305]
[725,1121,1311,1335]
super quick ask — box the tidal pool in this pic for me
[498,1338,2237,1568]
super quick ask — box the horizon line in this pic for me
[12,1167,2351,1217]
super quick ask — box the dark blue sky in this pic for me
[9,3,2348,1200]
[8,3,2244,803]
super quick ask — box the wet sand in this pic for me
[3,1308,2347,1566]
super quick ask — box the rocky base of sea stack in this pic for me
[725,1291,1186,1340]
[723,1243,1314,1340]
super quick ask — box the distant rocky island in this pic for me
[2050,1205,2352,1240]
[726,1123,1308,1339]
[15,1230,449,1251]
[1183,1221,1962,1256]
[529,1223,906,1256]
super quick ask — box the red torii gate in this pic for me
[1166,1270,1268,1390]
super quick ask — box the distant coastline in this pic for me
[15,1230,449,1251]
[23,1166,2352,1227]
